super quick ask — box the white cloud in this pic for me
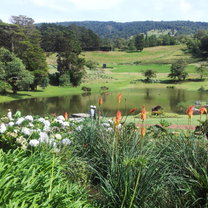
[30,0,68,11]
[179,0,192,13]
[30,0,123,11]
[67,0,124,10]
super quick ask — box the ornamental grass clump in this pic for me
[147,134,208,208]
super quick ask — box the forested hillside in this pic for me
[52,21,208,38]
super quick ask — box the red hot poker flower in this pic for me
[117,93,122,104]
[186,105,194,118]
[64,112,68,120]
[141,127,146,137]
[199,107,207,114]
[141,105,146,121]
[99,96,103,105]
[129,108,136,114]
[115,111,122,125]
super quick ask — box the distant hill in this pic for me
[50,21,208,39]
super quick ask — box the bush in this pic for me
[59,73,71,86]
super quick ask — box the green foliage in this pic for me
[0,47,34,93]
[0,17,48,90]
[196,64,208,80]
[168,59,188,80]
[54,21,208,39]
[187,30,208,58]
[59,73,71,86]
[0,149,93,208]
[0,81,11,94]
[143,69,157,81]
[134,34,144,51]
[57,52,85,87]
[85,60,98,70]
[73,119,208,208]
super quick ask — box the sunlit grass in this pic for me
[82,45,193,64]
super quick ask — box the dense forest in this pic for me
[52,20,208,38]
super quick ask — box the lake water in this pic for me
[0,88,207,117]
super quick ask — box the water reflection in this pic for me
[0,88,207,116]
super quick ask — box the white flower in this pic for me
[62,122,69,127]
[76,125,83,131]
[7,111,13,121]
[29,139,40,147]
[21,127,32,136]
[16,117,25,125]
[55,134,62,140]
[0,123,6,133]
[43,120,50,127]
[107,127,114,132]
[57,115,65,121]
[56,119,64,125]
[43,125,51,132]
[28,123,34,127]
[102,123,110,128]
[48,139,57,147]
[16,136,28,146]
[61,138,71,145]
[38,117,45,123]
[117,124,122,129]
[25,115,33,122]
[8,122,15,127]
[108,119,114,124]
[39,132,49,143]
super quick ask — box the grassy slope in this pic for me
[1,45,207,104]
[83,45,193,64]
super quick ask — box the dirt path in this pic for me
[137,124,196,130]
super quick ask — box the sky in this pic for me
[0,0,208,23]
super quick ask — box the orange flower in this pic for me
[186,105,194,118]
[141,105,146,121]
[141,127,146,137]
[129,108,136,114]
[115,111,122,125]
[64,112,68,120]
[99,96,103,105]
[117,93,122,104]
[199,107,207,114]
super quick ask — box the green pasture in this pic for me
[83,45,193,64]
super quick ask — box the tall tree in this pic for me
[196,64,208,80]
[0,47,34,94]
[134,34,144,51]
[168,60,188,81]
[39,23,85,86]
[10,15,48,90]
[10,15,34,26]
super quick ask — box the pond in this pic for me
[0,88,207,117]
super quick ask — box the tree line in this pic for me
[56,20,208,39]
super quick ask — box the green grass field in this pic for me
[82,45,193,64]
